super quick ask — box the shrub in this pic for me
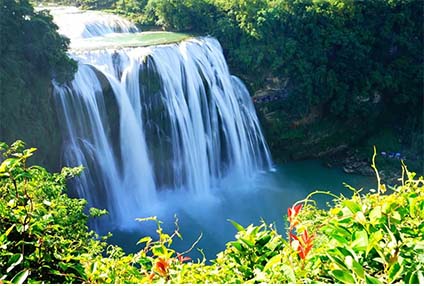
[0,141,103,283]
[1,141,422,283]
[288,165,424,283]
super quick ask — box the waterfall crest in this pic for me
[47,6,137,39]
[52,8,272,228]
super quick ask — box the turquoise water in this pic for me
[106,160,375,260]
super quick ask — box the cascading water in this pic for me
[46,6,137,39]
[51,7,273,229]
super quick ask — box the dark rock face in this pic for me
[253,77,289,104]
[330,152,374,177]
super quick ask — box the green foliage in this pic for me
[1,141,422,283]
[0,0,77,170]
[102,0,422,162]
[0,0,76,83]
[165,163,424,284]
[314,166,424,283]
[0,141,104,283]
[142,0,217,31]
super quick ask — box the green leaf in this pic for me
[365,274,382,284]
[240,238,254,248]
[90,261,98,274]
[68,264,87,280]
[11,269,29,284]
[152,245,167,257]
[137,236,152,245]
[351,259,365,279]
[331,269,356,283]
[228,219,245,232]
[391,211,401,223]
[326,224,351,238]
[7,253,23,273]
[22,148,37,158]
[0,142,8,151]
[409,196,418,218]
[5,224,15,237]
[388,262,403,283]
[369,206,382,225]
[407,271,419,284]
[246,224,259,237]
[257,234,271,246]
[58,262,69,271]
[367,229,383,255]
[230,241,244,252]
[351,230,368,252]
[328,229,349,243]
[264,254,281,271]
[0,158,18,173]
[327,252,348,271]
[49,269,62,276]
[343,200,361,213]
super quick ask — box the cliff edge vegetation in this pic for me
[0,0,76,170]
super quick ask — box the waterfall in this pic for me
[51,7,272,228]
[47,6,138,39]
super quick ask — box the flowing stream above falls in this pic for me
[50,7,273,229]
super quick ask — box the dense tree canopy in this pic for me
[0,0,76,169]
[0,0,76,82]
[139,0,423,116]
[91,0,422,161]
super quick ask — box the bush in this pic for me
[171,155,424,284]
[0,0,77,83]
[132,0,217,31]
[1,141,423,283]
[0,141,105,283]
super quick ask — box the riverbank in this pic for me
[253,83,423,184]
[268,141,421,186]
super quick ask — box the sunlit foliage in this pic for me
[1,142,422,283]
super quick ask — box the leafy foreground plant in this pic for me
[0,141,423,283]
[0,141,105,283]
